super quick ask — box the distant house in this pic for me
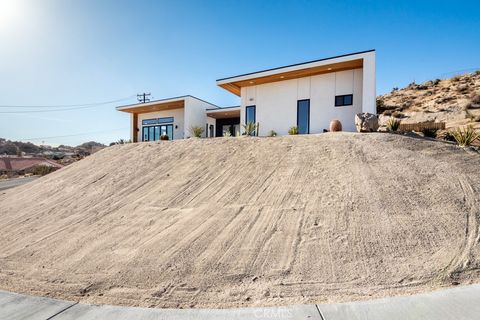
[0,156,63,176]
[117,50,376,141]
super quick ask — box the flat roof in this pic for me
[206,106,240,119]
[216,49,375,96]
[117,95,219,113]
[206,105,240,111]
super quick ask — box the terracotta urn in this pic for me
[329,119,342,132]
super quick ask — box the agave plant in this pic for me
[386,117,401,132]
[243,122,256,136]
[269,130,277,137]
[189,125,204,138]
[288,126,299,135]
[450,125,480,147]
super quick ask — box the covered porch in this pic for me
[206,106,241,137]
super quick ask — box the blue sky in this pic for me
[0,0,479,146]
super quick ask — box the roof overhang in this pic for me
[206,106,240,119]
[116,96,186,114]
[216,50,374,96]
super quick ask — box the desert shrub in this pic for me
[450,125,480,147]
[32,165,57,176]
[223,131,232,137]
[451,75,462,82]
[113,139,132,145]
[422,128,438,138]
[386,117,401,132]
[392,111,404,118]
[475,70,480,76]
[288,126,299,135]
[392,87,399,92]
[160,135,169,140]
[433,79,441,85]
[243,122,256,136]
[189,126,204,138]
[376,98,384,109]
[268,130,277,137]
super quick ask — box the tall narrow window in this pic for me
[245,105,256,124]
[143,127,148,141]
[297,99,310,134]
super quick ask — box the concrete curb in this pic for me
[1,284,479,320]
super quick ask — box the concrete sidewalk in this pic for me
[1,284,479,320]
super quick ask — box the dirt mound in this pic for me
[0,133,479,308]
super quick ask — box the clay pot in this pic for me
[329,119,342,132]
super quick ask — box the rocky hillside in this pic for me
[377,71,480,129]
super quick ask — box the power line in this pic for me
[16,127,129,141]
[0,95,136,108]
[0,104,121,114]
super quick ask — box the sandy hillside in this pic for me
[377,71,480,130]
[0,133,479,309]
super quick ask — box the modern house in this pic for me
[117,50,376,141]
[116,96,218,142]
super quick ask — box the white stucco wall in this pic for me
[362,51,376,114]
[240,68,364,135]
[184,97,216,138]
[136,108,185,141]
[206,116,216,137]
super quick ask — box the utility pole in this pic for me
[137,93,151,103]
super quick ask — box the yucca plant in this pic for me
[386,117,401,132]
[189,125,204,138]
[223,130,232,137]
[450,125,480,147]
[288,126,299,135]
[243,122,256,136]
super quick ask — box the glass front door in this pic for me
[142,124,174,141]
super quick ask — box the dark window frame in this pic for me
[245,105,256,124]
[335,94,353,107]
[297,99,310,134]
[142,124,174,141]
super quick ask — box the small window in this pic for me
[335,94,353,107]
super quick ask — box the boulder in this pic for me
[355,113,379,132]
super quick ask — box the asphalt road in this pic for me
[0,176,38,191]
